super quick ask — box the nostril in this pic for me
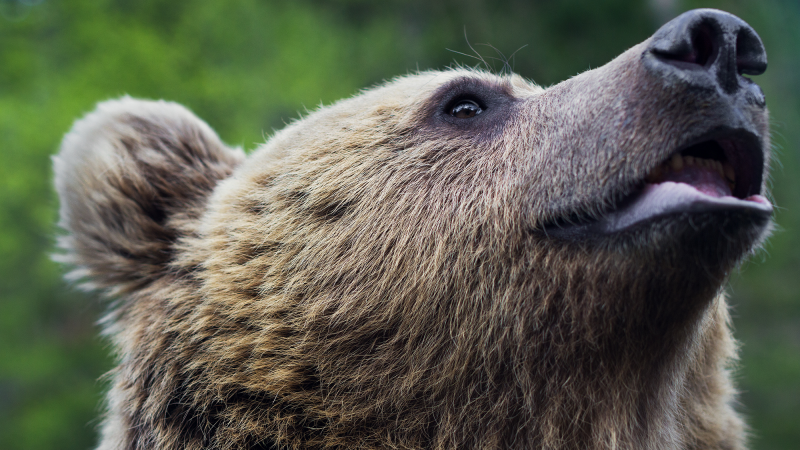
[735,28,767,75]
[690,24,714,66]
[649,20,718,69]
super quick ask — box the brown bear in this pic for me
[54,8,773,450]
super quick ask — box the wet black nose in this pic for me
[646,9,767,94]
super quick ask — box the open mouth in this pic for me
[645,135,762,199]
[546,130,772,237]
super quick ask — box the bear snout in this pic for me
[532,9,771,249]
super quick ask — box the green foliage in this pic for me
[0,1,797,449]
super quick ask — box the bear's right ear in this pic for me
[54,97,245,295]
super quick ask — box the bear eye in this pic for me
[450,100,483,119]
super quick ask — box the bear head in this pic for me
[55,8,772,450]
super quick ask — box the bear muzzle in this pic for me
[542,8,771,240]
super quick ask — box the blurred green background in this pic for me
[0,0,797,448]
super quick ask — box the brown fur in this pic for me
[55,25,770,450]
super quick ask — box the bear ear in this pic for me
[54,97,245,295]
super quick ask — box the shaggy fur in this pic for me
[55,11,772,450]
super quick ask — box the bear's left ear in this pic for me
[54,97,245,296]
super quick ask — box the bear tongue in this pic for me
[660,165,731,197]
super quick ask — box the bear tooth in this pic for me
[685,156,695,166]
[646,166,663,183]
[724,163,735,181]
[670,154,684,171]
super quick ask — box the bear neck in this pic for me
[283,237,737,449]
